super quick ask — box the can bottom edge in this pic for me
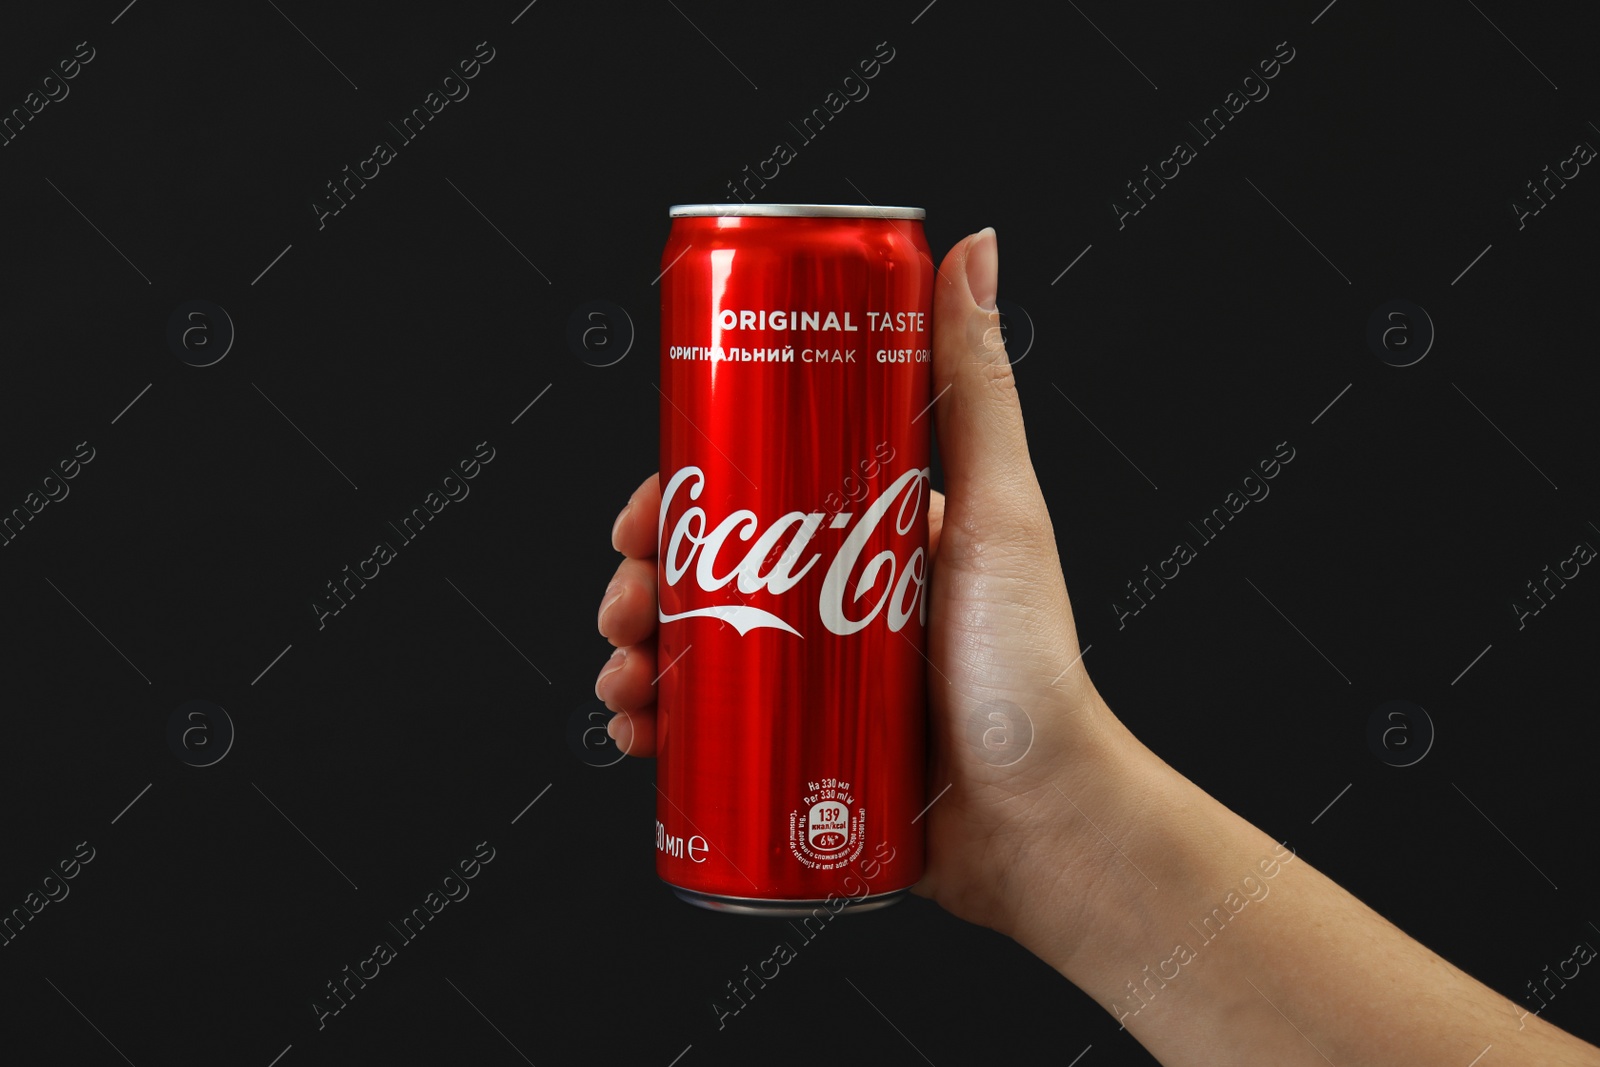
[668,886,911,917]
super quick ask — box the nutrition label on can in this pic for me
[788,778,866,870]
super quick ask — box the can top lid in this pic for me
[669,203,924,219]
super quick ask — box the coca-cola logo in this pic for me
[657,465,930,637]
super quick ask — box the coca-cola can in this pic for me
[656,203,933,915]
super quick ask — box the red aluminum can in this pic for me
[656,203,933,915]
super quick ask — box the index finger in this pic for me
[612,472,661,560]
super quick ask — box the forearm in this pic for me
[998,697,1599,1067]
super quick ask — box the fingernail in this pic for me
[610,500,632,552]
[966,227,998,311]
[597,582,624,633]
[595,647,627,698]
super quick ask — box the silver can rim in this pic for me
[669,203,924,219]
[669,885,911,916]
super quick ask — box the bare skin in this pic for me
[594,228,1599,1066]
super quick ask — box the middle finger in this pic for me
[598,555,657,648]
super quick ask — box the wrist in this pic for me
[990,697,1268,1001]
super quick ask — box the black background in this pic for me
[2,1,1597,1064]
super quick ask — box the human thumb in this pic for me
[931,228,1052,546]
